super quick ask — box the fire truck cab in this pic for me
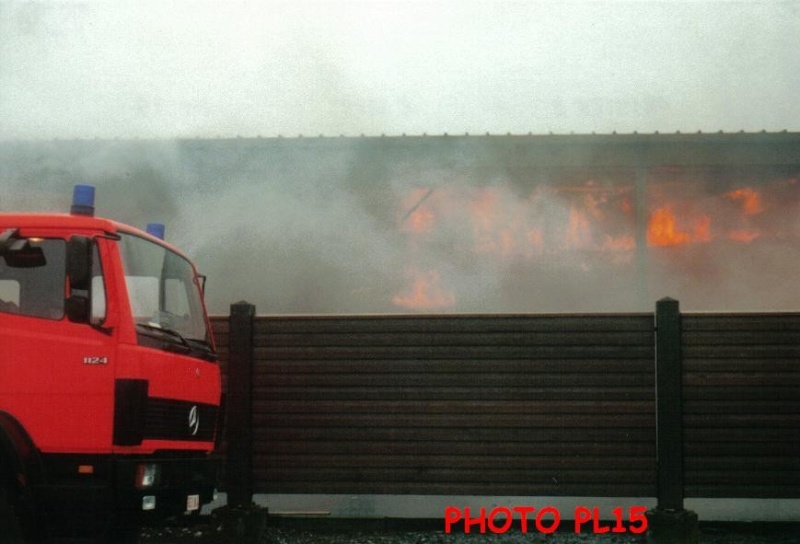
[0,186,221,541]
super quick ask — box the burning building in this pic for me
[389,132,800,313]
[1,131,799,314]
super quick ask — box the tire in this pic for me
[0,483,25,544]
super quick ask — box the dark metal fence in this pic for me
[682,312,800,499]
[210,298,800,508]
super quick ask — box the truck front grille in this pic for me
[114,379,218,445]
[145,398,218,442]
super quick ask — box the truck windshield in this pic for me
[117,232,209,345]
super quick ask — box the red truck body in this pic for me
[0,191,221,540]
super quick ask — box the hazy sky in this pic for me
[1,1,798,140]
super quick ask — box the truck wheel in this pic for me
[0,484,25,544]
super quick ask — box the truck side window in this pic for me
[0,279,20,312]
[0,238,66,320]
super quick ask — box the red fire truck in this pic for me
[0,186,221,542]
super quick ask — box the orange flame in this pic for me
[647,207,690,247]
[725,188,765,215]
[693,215,712,243]
[471,188,500,254]
[401,188,436,233]
[565,208,592,249]
[620,196,633,216]
[465,185,637,258]
[406,207,435,234]
[393,269,456,310]
[647,207,712,247]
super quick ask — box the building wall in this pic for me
[3,132,800,314]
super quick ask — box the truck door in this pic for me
[0,235,116,453]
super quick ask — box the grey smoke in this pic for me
[2,2,800,314]
[1,137,800,314]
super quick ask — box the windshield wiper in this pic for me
[186,337,218,362]
[136,322,216,361]
[136,322,191,353]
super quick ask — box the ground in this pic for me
[139,516,800,544]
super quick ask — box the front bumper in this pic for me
[114,453,219,517]
[37,452,220,538]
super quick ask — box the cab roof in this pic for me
[0,212,119,232]
[0,212,190,260]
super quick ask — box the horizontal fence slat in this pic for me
[253,314,654,334]
[684,400,800,415]
[684,485,800,499]
[255,345,654,360]
[254,413,655,429]
[254,454,655,471]
[685,428,800,443]
[682,314,800,332]
[259,441,656,457]
[685,457,800,471]
[685,414,800,428]
[256,426,654,444]
[255,331,653,348]
[684,359,800,372]
[684,373,800,387]
[254,386,655,402]
[254,372,652,389]
[255,468,653,486]
[683,345,800,359]
[684,386,799,401]
[683,331,800,346]
[685,443,800,456]
[254,359,653,374]
[256,400,654,415]
[256,482,656,497]
[686,471,800,486]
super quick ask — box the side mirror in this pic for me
[66,236,92,323]
[67,236,92,291]
[66,294,90,323]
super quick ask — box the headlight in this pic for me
[135,463,161,489]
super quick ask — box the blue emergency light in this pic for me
[70,184,95,216]
[146,223,166,240]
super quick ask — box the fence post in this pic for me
[226,300,256,509]
[647,297,698,544]
[655,296,683,509]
